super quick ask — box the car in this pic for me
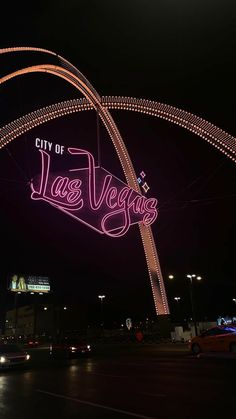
[0,343,30,368]
[25,340,39,348]
[49,337,92,359]
[189,325,236,355]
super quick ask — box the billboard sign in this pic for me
[9,274,50,293]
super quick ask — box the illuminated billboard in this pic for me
[9,274,50,293]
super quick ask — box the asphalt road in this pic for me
[0,343,235,419]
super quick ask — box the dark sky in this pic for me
[0,1,235,323]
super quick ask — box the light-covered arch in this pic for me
[0,47,169,316]
[1,96,235,163]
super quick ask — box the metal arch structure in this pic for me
[1,96,236,163]
[1,50,236,317]
[0,47,169,316]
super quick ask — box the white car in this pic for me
[0,344,30,368]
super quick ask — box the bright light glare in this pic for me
[26,354,30,360]
[0,357,6,363]
[168,275,174,279]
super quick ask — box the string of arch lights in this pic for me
[0,47,235,317]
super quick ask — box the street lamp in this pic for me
[187,274,202,336]
[232,298,236,304]
[98,295,106,328]
[174,297,181,302]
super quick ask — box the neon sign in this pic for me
[31,146,158,237]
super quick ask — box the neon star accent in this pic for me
[142,182,150,193]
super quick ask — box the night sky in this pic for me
[0,1,235,324]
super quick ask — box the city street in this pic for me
[0,343,235,419]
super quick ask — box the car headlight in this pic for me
[26,354,30,360]
[87,345,91,350]
[0,356,6,363]
[70,346,76,351]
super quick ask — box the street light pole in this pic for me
[174,297,181,321]
[98,295,106,328]
[187,274,201,337]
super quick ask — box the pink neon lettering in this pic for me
[128,195,146,214]
[143,198,158,225]
[67,179,82,204]
[105,187,118,209]
[101,207,131,237]
[50,177,82,204]
[31,147,158,237]
[51,176,69,198]
[117,187,133,207]
[31,150,83,210]
[68,148,112,210]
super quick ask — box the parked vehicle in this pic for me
[49,337,91,359]
[0,344,30,368]
[25,340,39,348]
[189,325,236,354]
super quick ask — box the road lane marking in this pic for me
[37,389,155,418]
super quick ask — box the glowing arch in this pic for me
[0,47,169,316]
[1,97,235,163]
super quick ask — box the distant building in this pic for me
[5,305,34,338]
[4,303,88,340]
